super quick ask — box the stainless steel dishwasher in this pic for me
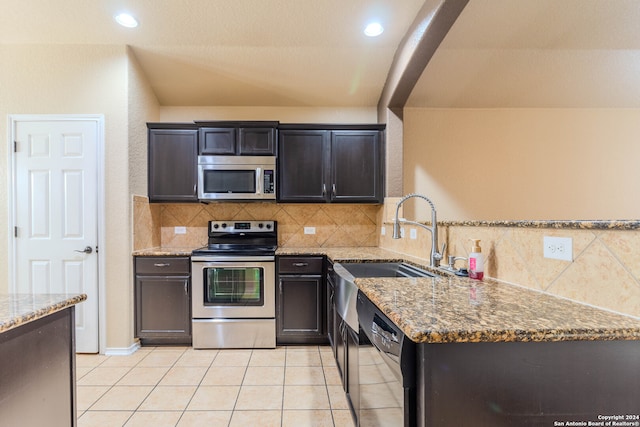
[357,290,416,427]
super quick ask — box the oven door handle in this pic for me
[191,255,275,262]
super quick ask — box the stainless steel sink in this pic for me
[332,262,433,331]
[337,261,433,278]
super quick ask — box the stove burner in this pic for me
[192,220,277,257]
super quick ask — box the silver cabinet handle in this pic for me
[153,263,170,267]
[292,262,308,267]
[332,183,336,197]
[322,184,327,196]
[184,281,188,295]
[75,246,93,254]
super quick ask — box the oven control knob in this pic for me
[258,223,264,228]
[221,223,227,229]
[213,223,219,229]
[266,223,272,229]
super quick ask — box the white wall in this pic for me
[0,44,144,351]
[403,108,640,221]
[159,106,376,123]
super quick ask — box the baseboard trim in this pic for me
[103,341,141,356]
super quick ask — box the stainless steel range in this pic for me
[191,220,277,349]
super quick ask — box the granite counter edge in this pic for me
[0,294,88,334]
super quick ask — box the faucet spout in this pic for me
[392,193,442,268]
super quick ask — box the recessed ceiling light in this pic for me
[115,13,138,28]
[364,22,384,37]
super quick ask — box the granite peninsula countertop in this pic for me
[279,246,640,344]
[355,275,640,344]
[0,294,87,334]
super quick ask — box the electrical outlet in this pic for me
[543,236,572,261]
[381,227,386,236]
[174,226,186,234]
[410,228,417,239]
[304,227,316,235]
[400,227,405,238]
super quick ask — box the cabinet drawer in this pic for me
[135,257,190,275]
[278,256,323,274]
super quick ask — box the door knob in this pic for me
[75,246,93,254]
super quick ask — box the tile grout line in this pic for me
[125,347,186,426]
[173,347,220,427]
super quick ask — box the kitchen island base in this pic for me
[0,307,77,427]
[417,339,640,426]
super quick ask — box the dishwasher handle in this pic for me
[371,313,401,361]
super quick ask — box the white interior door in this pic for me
[12,117,100,353]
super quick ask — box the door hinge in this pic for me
[14,141,17,152]
[14,226,18,238]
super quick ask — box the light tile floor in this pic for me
[76,345,355,427]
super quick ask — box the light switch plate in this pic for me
[304,227,316,235]
[381,227,386,236]
[543,236,572,261]
[410,228,417,239]
[174,226,186,234]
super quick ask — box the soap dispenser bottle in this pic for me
[469,239,484,280]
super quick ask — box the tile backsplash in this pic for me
[380,216,640,319]
[133,195,381,250]
[443,225,640,318]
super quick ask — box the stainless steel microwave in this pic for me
[198,156,276,201]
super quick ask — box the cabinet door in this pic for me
[277,130,329,202]
[276,275,325,343]
[239,127,276,155]
[199,127,236,155]
[148,129,198,202]
[331,130,383,203]
[135,275,191,344]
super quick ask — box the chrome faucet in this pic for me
[393,193,445,268]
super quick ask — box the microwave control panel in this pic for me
[264,170,275,194]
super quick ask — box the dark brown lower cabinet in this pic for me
[276,256,327,345]
[134,256,191,345]
[417,340,640,426]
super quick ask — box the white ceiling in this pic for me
[2,0,640,108]
[407,0,640,108]
[0,0,424,107]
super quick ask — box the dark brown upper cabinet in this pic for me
[196,121,278,156]
[147,123,198,203]
[277,124,384,203]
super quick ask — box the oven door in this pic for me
[192,256,275,319]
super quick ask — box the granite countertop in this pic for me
[133,247,194,256]
[355,275,640,344]
[279,246,640,344]
[0,294,87,334]
[277,246,409,262]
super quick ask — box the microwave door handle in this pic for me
[256,167,262,194]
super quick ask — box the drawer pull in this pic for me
[292,262,309,267]
[153,263,171,267]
